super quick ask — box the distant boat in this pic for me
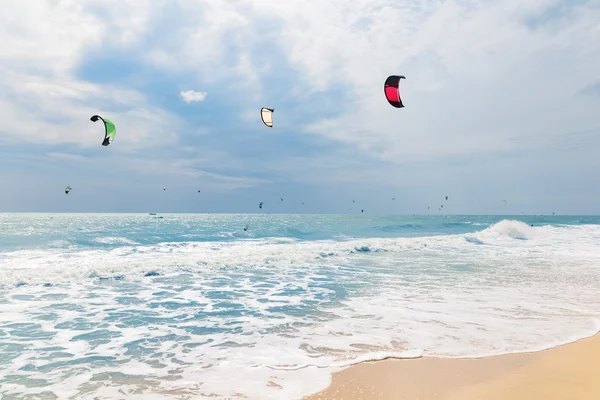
[149,213,157,215]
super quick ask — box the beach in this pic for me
[1,214,599,399]
[306,332,600,400]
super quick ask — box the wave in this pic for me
[94,236,140,245]
[261,349,424,371]
[1,220,598,287]
[474,220,535,241]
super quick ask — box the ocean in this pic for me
[1,213,599,399]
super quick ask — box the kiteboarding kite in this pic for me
[261,108,274,127]
[384,75,406,108]
[259,202,264,209]
[90,115,116,146]
[65,186,72,194]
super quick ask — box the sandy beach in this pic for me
[305,332,600,400]
[2,216,599,399]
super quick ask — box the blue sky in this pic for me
[1,0,599,214]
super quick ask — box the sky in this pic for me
[0,0,599,214]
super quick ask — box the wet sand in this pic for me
[305,332,600,400]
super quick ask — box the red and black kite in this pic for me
[384,75,406,108]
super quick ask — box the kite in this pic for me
[384,75,406,108]
[261,107,274,127]
[90,115,116,146]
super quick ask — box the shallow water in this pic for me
[1,213,599,399]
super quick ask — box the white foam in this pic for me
[94,236,140,245]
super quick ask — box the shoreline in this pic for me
[304,331,600,400]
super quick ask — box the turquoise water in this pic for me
[1,213,599,399]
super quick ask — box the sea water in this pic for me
[1,213,599,399]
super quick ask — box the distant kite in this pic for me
[261,108,274,127]
[384,75,406,108]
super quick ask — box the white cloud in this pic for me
[1,0,599,206]
[127,0,599,163]
[229,0,600,162]
[180,90,207,103]
[0,68,182,151]
[0,0,187,151]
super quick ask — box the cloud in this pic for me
[180,90,208,103]
[0,0,188,152]
[1,0,600,212]
[0,70,182,151]
[246,0,599,162]
[6,0,598,160]
[130,0,600,164]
